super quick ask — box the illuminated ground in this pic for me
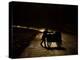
[20,32,77,58]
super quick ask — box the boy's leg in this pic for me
[47,42,52,48]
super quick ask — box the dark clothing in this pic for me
[55,32,62,47]
[46,34,52,47]
[42,31,47,41]
[41,31,62,48]
[41,30,48,47]
[47,34,52,42]
[55,32,62,42]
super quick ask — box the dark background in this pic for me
[9,1,78,34]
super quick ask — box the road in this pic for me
[20,32,77,58]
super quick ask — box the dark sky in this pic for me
[9,1,78,34]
